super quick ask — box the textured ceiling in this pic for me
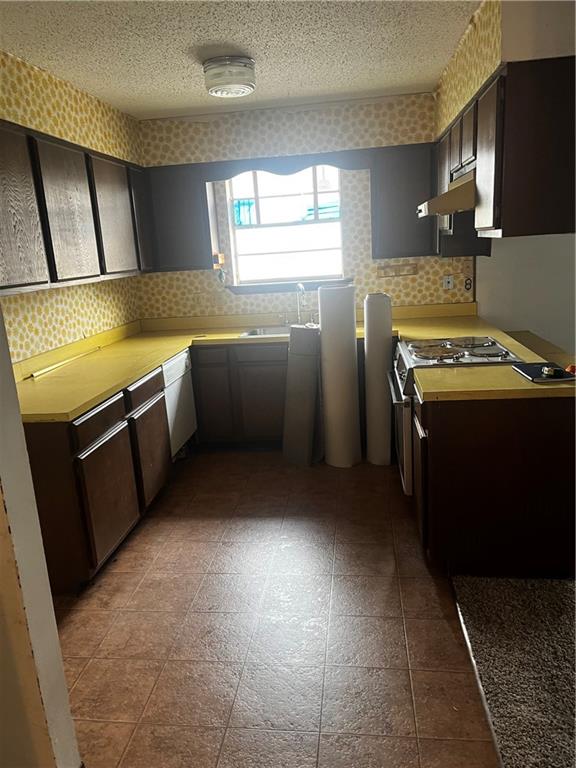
[0,1,480,118]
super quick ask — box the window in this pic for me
[228,165,343,284]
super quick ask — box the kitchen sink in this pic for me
[240,326,291,337]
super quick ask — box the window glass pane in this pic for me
[259,194,314,224]
[237,250,343,282]
[316,165,339,192]
[317,192,341,220]
[256,168,313,197]
[232,199,257,226]
[230,172,254,198]
[235,221,341,255]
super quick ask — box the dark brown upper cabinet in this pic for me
[449,120,461,173]
[91,156,139,273]
[460,103,477,168]
[129,167,155,272]
[0,128,49,288]
[475,56,575,237]
[437,133,452,234]
[36,140,101,280]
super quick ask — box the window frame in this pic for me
[227,165,343,285]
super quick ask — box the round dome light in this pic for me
[203,56,256,98]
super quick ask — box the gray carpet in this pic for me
[453,577,575,768]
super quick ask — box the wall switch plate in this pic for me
[442,275,454,290]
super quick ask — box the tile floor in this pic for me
[56,451,501,768]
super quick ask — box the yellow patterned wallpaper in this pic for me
[0,50,141,163]
[435,0,502,135]
[1,280,139,362]
[139,93,435,166]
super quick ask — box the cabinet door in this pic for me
[36,140,101,280]
[371,143,436,258]
[91,157,139,273]
[147,164,214,271]
[412,412,428,546]
[437,133,451,234]
[129,167,155,271]
[192,349,237,443]
[460,103,476,167]
[235,363,287,441]
[128,392,171,509]
[0,129,49,288]
[449,120,461,172]
[475,77,503,231]
[76,421,140,567]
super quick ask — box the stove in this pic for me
[394,336,522,397]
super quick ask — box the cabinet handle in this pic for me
[413,413,427,440]
[387,372,407,406]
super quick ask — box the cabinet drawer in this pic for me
[233,344,288,363]
[125,367,164,411]
[72,392,125,452]
[194,347,229,366]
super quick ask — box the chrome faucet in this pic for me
[296,282,306,325]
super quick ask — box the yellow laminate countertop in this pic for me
[16,315,574,422]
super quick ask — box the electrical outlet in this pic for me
[442,275,454,290]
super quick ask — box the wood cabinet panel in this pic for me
[192,351,237,443]
[128,392,171,509]
[460,104,476,167]
[437,133,451,234]
[236,363,287,441]
[76,421,140,568]
[72,392,125,452]
[124,368,163,411]
[0,128,49,288]
[449,120,461,172]
[129,167,155,271]
[475,77,503,231]
[91,156,139,273]
[412,411,427,546]
[37,140,100,280]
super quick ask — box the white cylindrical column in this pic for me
[319,284,361,468]
[364,292,393,465]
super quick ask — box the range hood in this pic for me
[417,170,476,218]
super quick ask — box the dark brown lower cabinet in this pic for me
[192,343,289,444]
[128,391,171,509]
[416,396,575,578]
[412,411,427,546]
[76,421,140,568]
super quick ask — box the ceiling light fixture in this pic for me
[203,56,256,98]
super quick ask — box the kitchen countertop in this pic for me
[16,315,574,422]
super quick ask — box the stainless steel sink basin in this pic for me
[240,326,291,337]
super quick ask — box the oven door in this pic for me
[387,371,413,495]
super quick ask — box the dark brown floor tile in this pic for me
[411,670,493,739]
[271,540,334,575]
[288,469,341,495]
[222,517,283,543]
[331,575,402,617]
[230,663,323,731]
[142,660,241,726]
[284,492,339,517]
[56,609,117,656]
[248,614,328,665]
[95,611,184,660]
[162,516,229,539]
[219,729,319,768]
[400,579,458,619]
[71,658,163,721]
[396,543,442,578]
[106,540,164,573]
[327,615,407,668]
[419,738,501,768]
[280,515,336,543]
[57,572,143,611]
[170,612,257,662]
[392,518,421,546]
[187,492,241,516]
[405,619,471,671]
[322,666,415,736]
[334,541,396,576]
[335,518,392,544]
[209,541,275,574]
[125,573,202,612]
[319,734,419,768]
[152,540,218,573]
[119,724,224,768]
[244,470,295,495]
[62,657,90,690]
[262,575,332,616]
[75,721,134,768]
[192,574,265,613]
[235,493,287,516]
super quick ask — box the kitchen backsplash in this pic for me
[435,0,502,135]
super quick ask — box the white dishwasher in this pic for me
[162,349,197,457]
